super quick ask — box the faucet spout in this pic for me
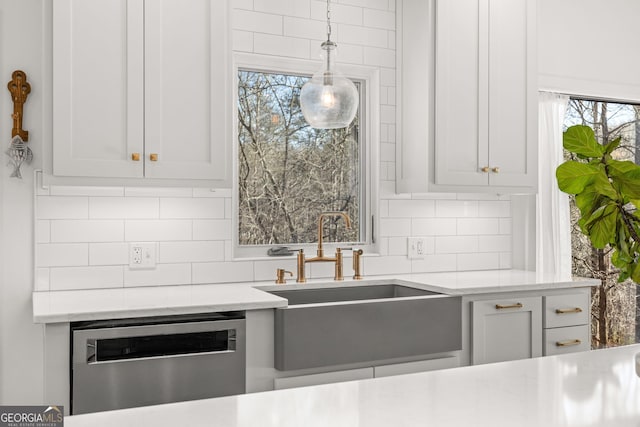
[316,211,351,259]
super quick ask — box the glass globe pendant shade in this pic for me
[300,42,359,129]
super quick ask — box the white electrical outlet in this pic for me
[129,242,157,269]
[407,237,427,259]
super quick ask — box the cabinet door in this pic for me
[472,296,542,365]
[435,0,488,187]
[53,0,144,178]
[144,0,231,182]
[487,0,537,188]
[434,0,536,190]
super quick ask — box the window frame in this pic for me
[231,53,380,260]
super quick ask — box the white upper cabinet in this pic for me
[52,0,231,185]
[397,0,537,193]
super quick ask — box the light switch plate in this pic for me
[407,237,427,259]
[129,242,157,269]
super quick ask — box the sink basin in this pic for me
[266,284,439,305]
[266,283,462,371]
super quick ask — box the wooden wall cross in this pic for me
[7,70,31,141]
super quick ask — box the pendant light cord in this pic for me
[326,0,332,43]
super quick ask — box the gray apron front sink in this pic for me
[266,284,462,371]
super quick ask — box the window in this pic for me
[233,55,378,257]
[563,98,640,347]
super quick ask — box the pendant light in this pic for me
[300,0,359,129]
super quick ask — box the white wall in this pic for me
[538,0,640,102]
[0,0,45,404]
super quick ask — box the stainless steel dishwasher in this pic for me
[71,312,245,415]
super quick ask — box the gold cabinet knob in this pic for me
[131,153,140,161]
[149,153,158,162]
[481,166,490,173]
[492,167,500,173]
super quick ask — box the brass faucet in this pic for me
[296,211,352,283]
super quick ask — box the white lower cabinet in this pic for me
[471,296,542,365]
[274,356,460,390]
[470,289,592,365]
[374,356,459,378]
[274,367,374,391]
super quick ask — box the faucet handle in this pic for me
[353,249,364,280]
[275,268,293,284]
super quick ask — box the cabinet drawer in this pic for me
[544,293,589,328]
[543,325,590,356]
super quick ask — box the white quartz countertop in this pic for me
[32,269,598,323]
[64,343,640,427]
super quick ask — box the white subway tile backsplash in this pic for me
[50,266,123,290]
[388,199,435,218]
[254,0,310,18]
[478,200,511,217]
[342,0,388,10]
[160,241,225,263]
[160,198,224,219]
[37,196,88,219]
[51,220,124,243]
[499,218,512,235]
[311,1,362,25]
[362,255,412,276]
[500,252,512,269]
[36,220,50,243]
[284,16,326,40]
[124,264,191,287]
[193,219,233,241]
[435,236,479,254]
[379,142,395,163]
[35,268,50,291]
[435,200,479,218]
[89,243,129,266]
[411,218,456,236]
[254,33,310,59]
[233,0,253,11]
[89,197,159,219]
[37,243,88,267]
[457,218,499,236]
[479,235,511,253]
[233,9,283,35]
[457,253,500,271]
[233,29,254,52]
[339,24,388,48]
[125,220,192,242]
[363,46,395,68]
[254,259,297,282]
[387,237,407,256]
[192,261,255,284]
[379,218,411,237]
[411,254,457,273]
[363,8,395,30]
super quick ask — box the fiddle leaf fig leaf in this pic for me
[583,204,617,249]
[608,160,640,199]
[563,125,604,158]
[556,161,600,194]
[603,137,621,155]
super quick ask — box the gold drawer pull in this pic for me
[556,307,583,314]
[491,167,500,173]
[131,153,140,161]
[150,153,158,162]
[495,303,523,310]
[481,166,490,173]
[556,339,581,347]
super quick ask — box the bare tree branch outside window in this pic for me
[564,99,640,347]
[237,70,361,246]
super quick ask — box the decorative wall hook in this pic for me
[5,70,33,179]
[8,70,31,140]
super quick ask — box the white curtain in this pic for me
[537,92,571,278]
